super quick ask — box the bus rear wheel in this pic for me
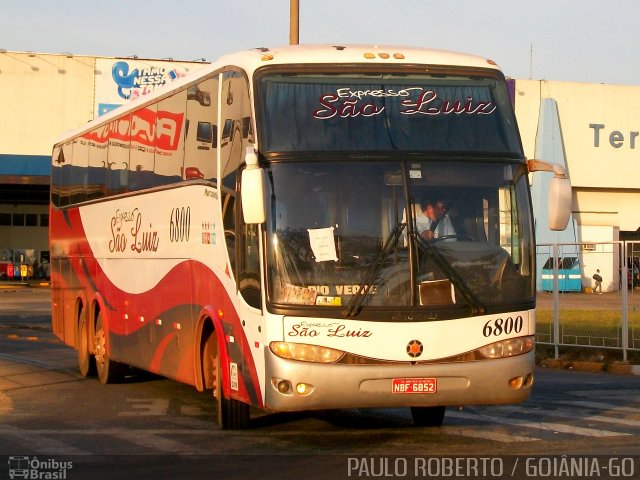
[77,305,96,377]
[94,311,127,384]
[411,406,446,427]
[213,346,250,429]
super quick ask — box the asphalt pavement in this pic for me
[0,283,51,326]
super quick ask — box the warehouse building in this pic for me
[0,50,206,278]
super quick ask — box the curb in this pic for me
[540,358,640,376]
[0,282,50,289]
[607,363,640,376]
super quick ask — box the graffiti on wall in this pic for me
[95,59,201,117]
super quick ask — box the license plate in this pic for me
[392,377,437,394]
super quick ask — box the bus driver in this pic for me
[416,198,456,241]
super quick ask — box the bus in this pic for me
[541,256,582,292]
[50,44,571,429]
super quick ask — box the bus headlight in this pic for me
[477,336,534,359]
[270,342,345,363]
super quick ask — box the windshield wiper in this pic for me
[343,221,406,317]
[414,235,486,316]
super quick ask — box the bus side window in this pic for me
[59,141,73,207]
[106,115,130,196]
[155,89,187,185]
[185,76,218,181]
[220,69,259,308]
[70,137,88,204]
[130,106,156,191]
[225,172,260,309]
[238,222,261,309]
[51,146,63,207]
[221,189,236,264]
[87,125,107,201]
[220,70,251,183]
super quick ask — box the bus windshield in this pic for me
[257,71,522,155]
[265,159,534,316]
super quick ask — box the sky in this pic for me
[1,0,639,85]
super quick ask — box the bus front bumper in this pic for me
[263,350,535,412]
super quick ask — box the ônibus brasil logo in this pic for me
[8,456,73,479]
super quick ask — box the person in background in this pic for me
[593,269,603,294]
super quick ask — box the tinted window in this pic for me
[70,138,88,204]
[155,90,186,185]
[129,107,155,191]
[220,71,251,184]
[12,213,25,226]
[106,115,130,196]
[25,214,38,227]
[86,125,108,200]
[58,141,73,206]
[258,72,521,154]
[185,76,218,181]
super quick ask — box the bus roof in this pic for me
[54,44,503,145]
[218,44,501,74]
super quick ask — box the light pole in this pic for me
[290,0,299,45]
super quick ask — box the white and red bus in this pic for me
[50,45,571,429]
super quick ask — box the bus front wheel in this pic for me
[411,406,446,427]
[94,310,127,384]
[213,346,250,429]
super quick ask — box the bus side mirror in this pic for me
[240,148,266,224]
[548,176,571,230]
[527,159,572,231]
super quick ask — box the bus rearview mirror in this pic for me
[241,166,266,224]
[527,159,572,231]
[548,176,571,231]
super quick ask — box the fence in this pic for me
[535,241,640,361]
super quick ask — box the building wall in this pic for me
[579,225,620,292]
[0,52,95,155]
[514,79,640,235]
[0,204,49,273]
[0,51,207,270]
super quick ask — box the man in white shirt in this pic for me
[415,198,456,241]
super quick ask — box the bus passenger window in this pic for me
[220,70,252,184]
[106,115,130,196]
[185,77,218,181]
[155,90,187,186]
[130,107,156,191]
[51,146,63,207]
[70,137,88,204]
[221,190,236,265]
[58,141,73,207]
[87,126,107,201]
[238,223,261,309]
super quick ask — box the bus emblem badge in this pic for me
[406,340,423,358]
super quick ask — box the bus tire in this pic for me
[410,406,446,427]
[77,304,96,377]
[94,310,127,384]
[214,347,250,429]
